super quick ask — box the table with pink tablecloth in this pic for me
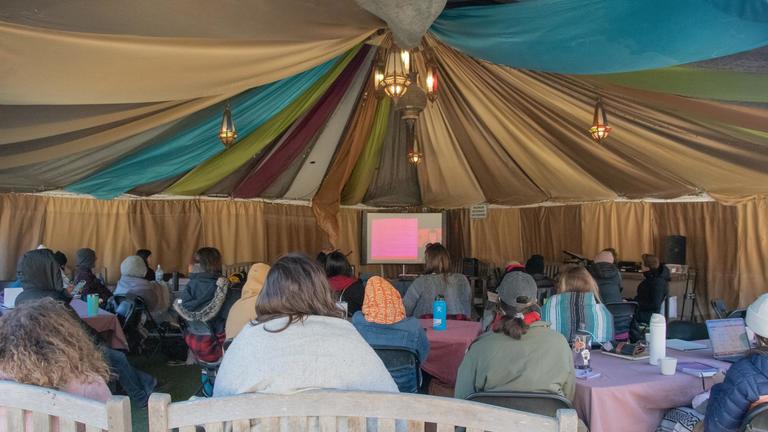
[419,319,480,386]
[70,299,129,351]
[574,342,731,432]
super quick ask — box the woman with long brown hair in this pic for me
[0,298,111,420]
[213,253,397,396]
[541,266,614,343]
[403,243,472,319]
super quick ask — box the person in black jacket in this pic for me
[588,250,623,304]
[325,251,364,317]
[634,254,670,325]
[524,254,555,304]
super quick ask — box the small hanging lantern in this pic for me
[373,56,386,99]
[218,104,237,147]
[404,118,423,165]
[588,97,612,143]
[424,54,439,102]
[378,46,412,102]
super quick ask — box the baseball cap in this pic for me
[497,271,538,309]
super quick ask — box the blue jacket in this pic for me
[706,352,768,432]
[351,312,430,393]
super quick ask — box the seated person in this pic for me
[455,272,575,401]
[225,263,270,339]
[175,247,237,364]
[403,243,472,320]
[136,249,156,281]
[324,251,364,316]
[214,253,397,397]
[0,298,111,427]
[525,254,556,304]
[352,276,429,393]
[114,255,170,316]
[14,250,156,408]
[54,250,73,289]
[704,293,768,432]
[541,266,614,343]
[587,250,623,304]
[482,272,540,333]
[634,254,670,325]
[73,248,113,301]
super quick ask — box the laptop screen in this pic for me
[706,318,752,357]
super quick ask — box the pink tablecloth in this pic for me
[70,299,129,351]
[574,342,731,432]
[419,319,480,386]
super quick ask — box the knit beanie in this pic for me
[120,256,148,278]
[75,248,97,269]
[362,276,405,325]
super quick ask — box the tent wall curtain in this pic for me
[0,193,764,311]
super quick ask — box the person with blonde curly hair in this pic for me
[0,298,112,428]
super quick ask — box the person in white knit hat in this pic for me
[703,294,768,432]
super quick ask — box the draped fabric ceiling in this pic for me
[2,0,768,242]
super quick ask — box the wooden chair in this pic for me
[222,262,254,277]
[148,390,579,432]
[0,381,131,432]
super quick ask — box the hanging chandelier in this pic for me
[218,103,237,147]
[374,47,411,102]
[423,49,439,103]
[588,98,612,143]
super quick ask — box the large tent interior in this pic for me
[2,0,768,430]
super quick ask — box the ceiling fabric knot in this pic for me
[355,0,446,48]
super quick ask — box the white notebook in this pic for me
[3,288,23,309]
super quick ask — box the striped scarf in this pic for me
[541,292,614,343]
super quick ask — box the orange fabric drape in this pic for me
[736,198,768,308]
[519,206,583,263]
[470,208,524,267]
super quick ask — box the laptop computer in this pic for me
[706,318,752,363]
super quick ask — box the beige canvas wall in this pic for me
[0,194,764,310]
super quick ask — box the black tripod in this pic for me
[681,269,705,322]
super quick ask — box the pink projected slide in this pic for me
[371,218,419,261]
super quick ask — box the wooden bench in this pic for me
[148,390,578,432]
[0,381,131,432]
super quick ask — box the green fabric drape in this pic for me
[165,47,360,196]
[592,67,768,102]
[340,98,391,204]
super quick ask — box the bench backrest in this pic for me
[0,381,131,432]
[148,390,578,432]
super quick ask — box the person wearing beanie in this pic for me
[225,263,270,339]
[704,294,768,432]
[73,248,113,302]
[587,250,623,304]
[525,254,556,304]
[114,255,170,316]
[455,270,577,416]
[351,276,429,393]
[136,249,156,281]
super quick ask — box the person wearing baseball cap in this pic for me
[704,294,768,432]
[455,271,576,408]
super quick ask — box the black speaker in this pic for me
[664,235,687,265]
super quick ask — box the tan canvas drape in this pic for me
[1,193,765,310]
[736,197,768,308]
[580,201,655,261]
[0,0,381,104]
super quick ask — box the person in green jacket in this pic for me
[454,271,576,402]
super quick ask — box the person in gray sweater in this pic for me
[403,243,472,319]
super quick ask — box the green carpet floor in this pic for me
[125,353,201,432]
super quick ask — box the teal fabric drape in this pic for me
[66,56,340,199]
[431,0,768,74]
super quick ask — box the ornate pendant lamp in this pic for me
[218,104,237,147]
[588,98,612,143]
[423,49,439,102]
[376,46,412,102]
[407,135,424,165]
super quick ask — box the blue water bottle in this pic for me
[433,295,447,331]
